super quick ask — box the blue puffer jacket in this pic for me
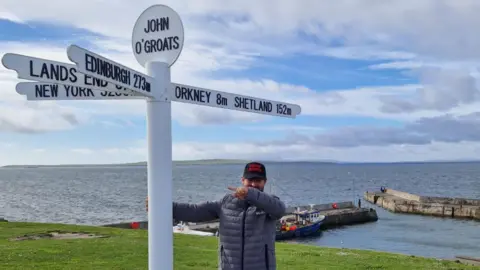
[173,187,286,270]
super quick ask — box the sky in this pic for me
[2,0,480,165]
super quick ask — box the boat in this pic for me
[275,205,325,240]
[173,222,215,237]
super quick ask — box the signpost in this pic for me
[1,4,301,270]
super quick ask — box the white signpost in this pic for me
[1,4,301,270]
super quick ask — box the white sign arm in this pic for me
[170,83,302,118]
[67,45,154,97]
[16,82,143,100]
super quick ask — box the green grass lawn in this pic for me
[0,222,477,270]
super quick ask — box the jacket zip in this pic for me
[265,244,270,270]
[240,204,248,270]
[220,245,224,266]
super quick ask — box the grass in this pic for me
[0,222,477,270]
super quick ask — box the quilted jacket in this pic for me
[173,187,286,270]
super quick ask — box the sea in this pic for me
[1,162,479,259]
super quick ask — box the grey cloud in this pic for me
[194,110,240,125]
[380,67,480,113]
[315,91,346,106]
[61,113,80,126]
[0,118,53,133]
[6,0,480,63]
[0,104,80,133]
[0,119,41,133]
[174,107,263,126]
[313,126,430,147]
[255,112,480,148]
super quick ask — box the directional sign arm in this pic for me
[16,82,145,101]
[169,83,302,118]
[2,53,25,75]
[1,53,142,96]
[67,45,154,97]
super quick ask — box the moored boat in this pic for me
[275,205,325,240]
[173,222,215,236]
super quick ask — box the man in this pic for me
[146,161,286,270]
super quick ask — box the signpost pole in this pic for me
[145,61,172,270]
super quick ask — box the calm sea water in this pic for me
[1,162,479,259]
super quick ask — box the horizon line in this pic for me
[2,158,480,168]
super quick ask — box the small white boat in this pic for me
[173,222,215,236]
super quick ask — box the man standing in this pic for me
[146,161,286,270]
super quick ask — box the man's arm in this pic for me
[173,200,222,223]
[245,188,286,219]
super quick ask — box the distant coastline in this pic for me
[2,158,480,168]
[0,159,252,168]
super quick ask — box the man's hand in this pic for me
[228,186,248,200]
[145,196,148,212]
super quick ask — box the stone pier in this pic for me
[364,187,480,220]
[284,201,378,229]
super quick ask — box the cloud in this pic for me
[251,112,480,148]
[320,47,416,61]
[2,37,480,134]
[71,148,94,154]
[241,125,325,132]
[368,61,425,70]
[3,1,480,164]
[0,100,81,133]
[379,67,480,113]
[3,0,480,61]
[170,141,480,163]
[0,10,23,23]
[0,38,428,134]
[5,138,479,165]
[3,113,480,165]
[0,142,15,148]
[0,40,266,128]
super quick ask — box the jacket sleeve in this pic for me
[245,188,286,219]
[173,199,222,223]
